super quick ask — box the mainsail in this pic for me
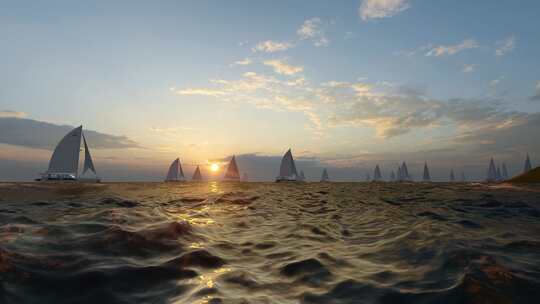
[373,165,382,181]
[192,165,202,181]
[399,162,411,181]
[320,169,329,182]
[82,133,96,175]
[276,149,298,181]
[524,154,532,173]
[224,155,241,180]
[47,126,83,176]
[422,162,431,182]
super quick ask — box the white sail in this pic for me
[276,149,298,181]
[450,169,455,182]
[487,158,497,182]
[320,169,329,182]
[46,126,82,176]
[82,132,96,175]
[524,154,532,173]
[192,165,202,181]
[224,155,241,180]
[373,165,382,181]
[165,158,184,181]
[422,162,431,182]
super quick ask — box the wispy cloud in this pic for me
[297,17,329,47]
[230,58,252,66]
[263,59,303,75]
[359,0,410,21]
[425,39,479,57]
[174,88,228,97]
[463,64,477,73]
[495,35,516,56]
[0,110,27,118]
[252,40,293,53]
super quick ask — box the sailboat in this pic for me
[37,125,100,182]
[399,162,411,181]
[524,154,532,173]
[487,158,497,182]
[276,149,299,182]
[192,165,203,181]
[365,173,371,182]
[224,155,241,181]
[461,172,466,182]
[320,169,329,182]
[242,172,249,182]
[422,162,431,182]
[502,163,509,180]
[450,169,455,182]
[373,165,382,181]
[165,158,185,182]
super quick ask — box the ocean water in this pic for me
[1,182,540,304]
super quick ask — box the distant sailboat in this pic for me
[320,169,329,182]
[487,158,497,182]
[450,169,455,182]
[390,171,396,181]
[399,162,411,181]
[224,155,241,181]
[496,166,502,181]
[299,170,306,182]
[242,172,249,182]
[365,173,371,182]
[38,125,99,182]
[524,154,532,173]
[397,166,403,181]
[276,149,299,182]
[192,165,202,181]
[461,172,466,182]
[502,163,509,180]
[373,165,382,181]
[422,162,431,182]
[165,158,185,182]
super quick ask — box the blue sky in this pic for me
[1,0,540,181]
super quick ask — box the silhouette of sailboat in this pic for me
[192,165,202,181]
[165,158,185,182]
[422,162,431,182]
[320,169,329,182]
[224,155,241,181]
[276,149,299,182]
[373,165,382,181]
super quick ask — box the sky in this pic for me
[1,0,540,181]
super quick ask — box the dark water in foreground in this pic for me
[1,182,540,304]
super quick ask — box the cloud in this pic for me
[0,117,139,150]
[489,77,503,88]
[297,17,329,47]
[359,0,410,21]
[425,39,479,57]
[531,81,540,101]
[174,88,228,97]
[263,59,303,75]
[495,35,516,56]
[463,64,477,73]
[0,110,27,118]
[252,40,293,53]
[230,58,252,66]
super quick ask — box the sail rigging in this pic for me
[224,155,241,180]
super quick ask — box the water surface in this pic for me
[1,182,540,303]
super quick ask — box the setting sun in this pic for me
[210,163,220,172]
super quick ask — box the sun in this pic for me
[210,163,220,172]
